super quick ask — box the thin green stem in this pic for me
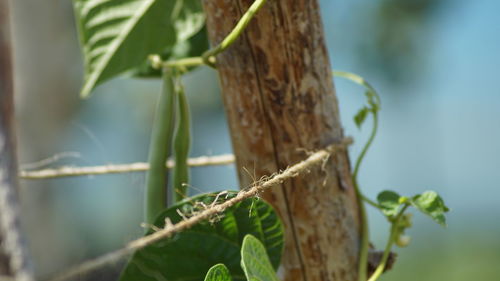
[163,57,205,68]
[354,112,378,281]
[333,71,381,105]
[361,194,380,209]
[144,68,177,224]
[172,77,191,204]
[355,180,369,281]
[333,70,382,281]
[202,0,268,67]
[368,205,410,281]
[159,54,216,70]
[332,70,381,181]
[154,0,267,70]
[353,111,379,181]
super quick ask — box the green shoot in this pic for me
[333,70,381,281]
[370,190,449,281]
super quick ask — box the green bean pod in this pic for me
[144,68,176,224]
[172,77,191,204]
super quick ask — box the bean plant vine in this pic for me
[67,0,450,280]
[333,71,449,281]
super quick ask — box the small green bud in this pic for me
[148,54,162,69]
[399,196,410,204]
[399,213,413,228]
[396,235,411,247]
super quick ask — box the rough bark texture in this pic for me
[202,1,361,281]
[0,0,34,280]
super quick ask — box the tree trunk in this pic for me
[0,0,34,280]
[202,1,361,281]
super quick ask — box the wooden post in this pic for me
[202,1,361,281]
[0,0,34,280]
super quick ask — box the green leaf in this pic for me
[227,197,284,269]
[377,190,402,218]
[411,191,450,227]
[73,0,205,97]
[132,2,208,78]
[73,0,174,97]
[121,232,242,281]
[354,107,369,129]
[172,0,205,42]
[132,26,209,77]
[241,235,280,281]
[204,264,233,281]
[120,192,284,281]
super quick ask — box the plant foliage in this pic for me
[240,235,280,281]
[377,190,449,227]
[204,264,233,281]
[120,192,284,281]
[69,0,453,279]
[73,0,205,97]
[203,235,280,281]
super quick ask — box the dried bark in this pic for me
[202,1,361,281]
[0,0,34,280]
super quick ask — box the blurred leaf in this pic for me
[411,191,449,227]
[241,235,280,281]
[377,190,402,218]
[73,0,175,97]
[120,192,284,281]
[132,26,209,77]
[73,0,205,97]
[354,107,369,129]
[121,232,243,281]
[204,264,233,281]
[173,0,205,42]
[132,2,208,77]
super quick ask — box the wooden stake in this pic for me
[202,1,361,280]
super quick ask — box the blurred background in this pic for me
[9,0,500,280]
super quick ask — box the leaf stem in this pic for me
[144,68,176,224]
[164,57,205,68]
[355,181,369,281]
[361,194,380,209]
[201,0,268,67]
[158,0,267,69]
[353,111,378,181]
[354,111,379,281]
[367,204,409,281]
